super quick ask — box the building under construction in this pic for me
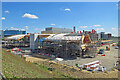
[39,32,98,58]
[2,27,100,59]
[2,34,30,49]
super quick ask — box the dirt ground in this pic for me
[23,43,118,78]
[53,45,118,71]
[24,43,118,78]
[25,55,118,78]
[26,44,118,71]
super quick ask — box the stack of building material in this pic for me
[89,64,99,71]
[12,48,22,51]
[98,66,106,71]
[9,48,22,54]
[83,60,101,71]
[56,58,63,61]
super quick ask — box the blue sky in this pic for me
[2,2,118,36]
[1,0,119,2]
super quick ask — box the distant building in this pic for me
[108,34,112,39]
[41,27,72,34]
[98,32,112,40]
[1,29,26,37]
[84,29,98,41]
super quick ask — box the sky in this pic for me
[1,2,118,36]
[1,0,120,2]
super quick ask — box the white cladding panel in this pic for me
[30,34,38,50]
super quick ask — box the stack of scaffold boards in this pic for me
[80,60,101,71]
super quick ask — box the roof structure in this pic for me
[6,34,26,40]
[5,33,91,44]
[46,33,82,41]
[5,34,55,40]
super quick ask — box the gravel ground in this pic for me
[53,45,118,71]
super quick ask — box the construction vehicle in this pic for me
[106,46,110,51]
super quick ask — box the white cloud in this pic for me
[112,28,116,30]
[51,24,55,26]
[5,10,9,13]
[105,32,111,34]
[96,28,104,31]
[65,8,71,11]
[1,17,5,20]
[10,27,18,30]
[25,26,29,29]
[93,25,101,27]
[21,29,25,31]
[80,26,87,28]
[22,13,39,19]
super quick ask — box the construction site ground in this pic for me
[29,44,118,71]
[53,44,118,71]
[24,44,119,78]
[3,43,118,78]
[25,53,118,78]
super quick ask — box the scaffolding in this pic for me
[42,40,82,58]
[40,33,98,58]
[2,35,30,49]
